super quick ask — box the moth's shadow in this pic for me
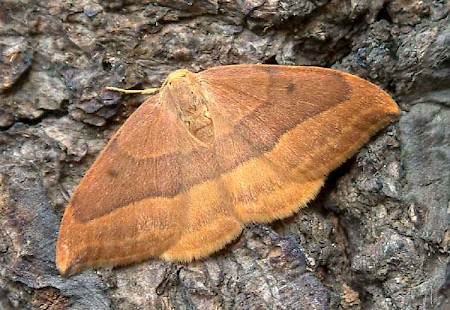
[269,157,356,231]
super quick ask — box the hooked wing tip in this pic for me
[56,246,73,277]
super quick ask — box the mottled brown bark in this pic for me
[0,1,448,309]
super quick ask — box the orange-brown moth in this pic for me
[56,64,400,276]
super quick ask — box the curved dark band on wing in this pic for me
[71,66,395,222]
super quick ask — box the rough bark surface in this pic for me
[0,0,449,309]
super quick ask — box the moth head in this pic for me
[160,69,214,144]
[163,69,191,86]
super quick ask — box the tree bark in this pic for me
[0,1,448,309]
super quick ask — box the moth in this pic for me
[56,64,400,276]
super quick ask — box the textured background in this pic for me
[0,0,449,309]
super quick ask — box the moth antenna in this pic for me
[105,86,160,95]
[57,64,400,276]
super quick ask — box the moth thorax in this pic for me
[173,78,214,144]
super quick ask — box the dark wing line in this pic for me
[203,80,324,180]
